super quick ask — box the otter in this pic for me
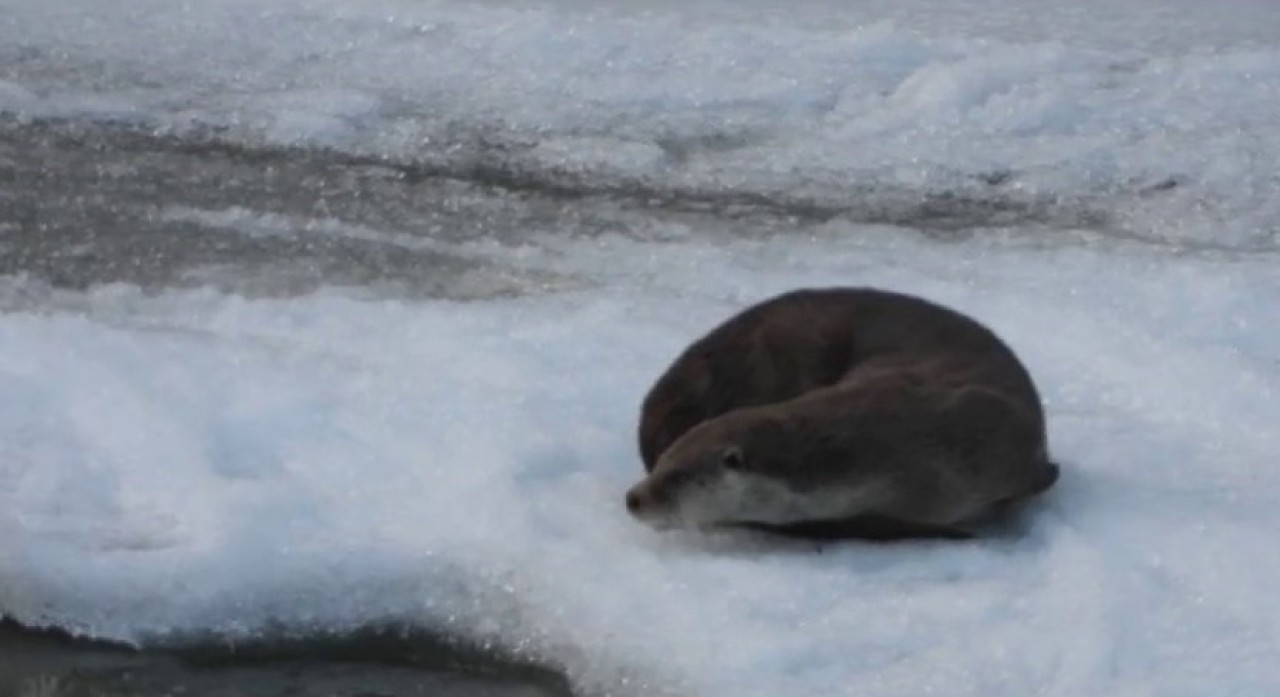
[627,287,1057,540]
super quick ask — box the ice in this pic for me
[3,0,1280,245]
[529,137,668,176]
[3,224,1279,695]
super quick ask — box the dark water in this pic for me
[0,620,571,697]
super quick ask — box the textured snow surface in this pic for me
[2,0,1279,694]
[3,224,1279,695]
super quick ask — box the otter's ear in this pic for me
[721,445,746,470]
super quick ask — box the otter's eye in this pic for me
[721,446,745,470]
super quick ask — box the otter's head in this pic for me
[625,409,814,530]
[637,353,713,471]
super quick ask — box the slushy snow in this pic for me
[2,0,1280,695]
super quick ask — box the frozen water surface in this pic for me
[3,0,1280,246]
[1,0,1279,695]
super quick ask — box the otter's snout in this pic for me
[625,488,643,515]
[624,480,668,521]
[624,483,654,518]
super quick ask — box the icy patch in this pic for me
[2,227,1278,695]
[245,89,384,146]
[528,137,668,176]
[153,205,579,300]
[158,205,555,268]
[3,1,1280,246]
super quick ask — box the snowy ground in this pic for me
[2,0,1280,695]
[3,223,1278,695]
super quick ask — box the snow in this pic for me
[2,0,1280,694]
[3,223,1279,695]
[2,0,1280,246]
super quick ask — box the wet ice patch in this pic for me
[3,0,1280,245]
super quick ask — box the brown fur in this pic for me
[629,287,1057,540]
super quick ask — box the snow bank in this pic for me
[2,224,1278,695]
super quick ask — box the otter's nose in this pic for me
[625,489,643,515]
